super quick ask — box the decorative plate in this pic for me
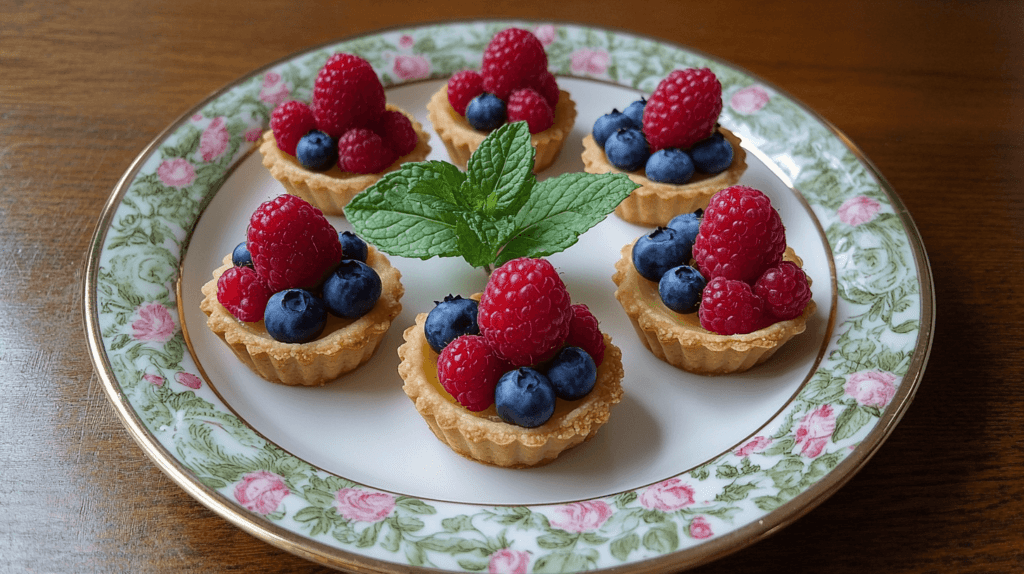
[84,20,933,573]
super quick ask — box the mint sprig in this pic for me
[344,121,639,271]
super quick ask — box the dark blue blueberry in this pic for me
[666,210,703,246]
[545,346,597,401]
[424,295,480,354]
[264,289,327,343]
[495,368,556,428]
[689,132,734,174]
[322,260,382,319]
[645,148,695,184]
[632,226,692,282]
[658,265,707,314]
[605,128,650,172]
[296,130,338,171]
[592,110,635,148]
[465,93,507,131]
[622,97,646,128]
[231,241,253,268]
[338,231,368,263]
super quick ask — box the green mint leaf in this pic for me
[344,163,462,259]
[465,121,534,216]
[496,172,639,264]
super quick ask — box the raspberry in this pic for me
[478,257,572,367]
[564,303,605,366]
[642,68,722,151]
[312,53,386,139]
[437,335,508,412]
[507,88,554,134]
[481,28,548,100]
[699,276,771,335]
[270,100,317,156]
[754,261,812,320]
[692,186,786,284]
[216,266,272,323]
[525,70,560,109]
[447,70,485,116]
[372,110,418,157]
[247,194,343,292]
[337,128,396,174]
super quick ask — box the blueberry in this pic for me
[424,295,480,354]
[338,231,368,263]
[465,93,507,131]
[592,110,635,148]
[689,132,734,174]
[605,128,650,172]
[632,226,692,282]
[666,209,703,246]
[321,260,382,319]
[231,241,253,268]
[495,368,556,428]
[622,97,646,128]
[658,265,707,314]
[296,130,338,171]
[545,347,597,401]
[264,289,328,343]
[646,148,695,184]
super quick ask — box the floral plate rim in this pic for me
[84,18,934,574]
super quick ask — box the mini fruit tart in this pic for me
[613,187,814,375]
[398,259,624,468]
[259,53,431,216]
[582,68,747,227]
[199,194,403,386]
[425,28,577,172]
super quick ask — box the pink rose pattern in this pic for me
[143,374,164,387]
[838,195,882,226]
[200,117,230,162]
[175,372,202,389]
[398,34,415,50]
[131,301,176,343]
[259,71,290,107]
[845,370,898,408]
[688,516,714,539]
[534,24,556,46]
[549,501,613,533]
[735,435,773,457]
[729,85,770,114]
[244,127,262,142]
[156,157,195,188]
[488,548,530,574]
[392,54,430,80]
[334,488,395,522]
[795,404,837,458]
[570,48,610,76]
[639,478,695,511]
[234,470,289,515]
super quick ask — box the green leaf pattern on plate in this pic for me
[93,21,924,572]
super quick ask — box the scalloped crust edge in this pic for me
[582,127,748,227]
[398,312,624,468]
[259,104,431,216]
[199,247,403,386]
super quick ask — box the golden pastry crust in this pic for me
[259,104,431,216]
[398,312,624,468]
[199,247,404,386]
[426,85,577,173]
[581,127,747,227]
[612,242,814,375]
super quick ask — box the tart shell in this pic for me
[259,104,431,216]
[581,127,747,227]
[426,85,577,173]
[612,242,814,375]
[199,247,404,386]
[398,312,624,468]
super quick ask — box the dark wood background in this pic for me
[3,0,1022,572]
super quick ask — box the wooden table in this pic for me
[4,0,1022,572]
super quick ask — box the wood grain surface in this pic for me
[3,0,1023,572]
